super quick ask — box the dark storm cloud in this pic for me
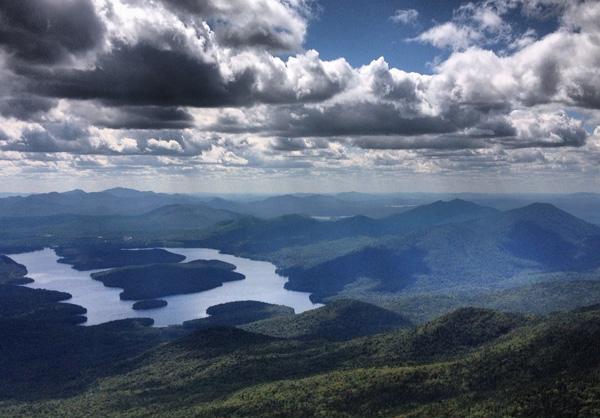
[351,135,488,150]
[285,102,461,137]
[215,26,298,51]
[0,95,57,120]
[157,0,308,51]
[10,121,99,155]
[17,42,256,107]
[14,42,348,112]
[92,106,195,130]
[213,102,484,138]
[566,74,600,110]
[0,0,104,64]
[270,137,329,151]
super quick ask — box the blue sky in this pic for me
[306,0,459,72]
[306,0,560,72]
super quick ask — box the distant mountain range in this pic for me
[2,189,600,303]
[199,199,600,301]
[0,188,203,217]
[2,188,600,224]
[0,187,600,224]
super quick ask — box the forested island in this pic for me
[57,247,185,270]
[91,259,244,300]
[132,299,168,310]
[183,300,294,329]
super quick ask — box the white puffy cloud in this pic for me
[415,23,484,50]
[390,9,418,25]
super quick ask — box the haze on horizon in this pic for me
[1,0,600,194]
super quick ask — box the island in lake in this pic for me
[183,300,294,329]
[57,247,185,271]
[91,259,245,300]
[132,299,168,310]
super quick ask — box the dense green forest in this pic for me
[1,293,599,417]
[56,247,186,271]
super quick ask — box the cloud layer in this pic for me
[1,0,600,191]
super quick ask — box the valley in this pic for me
[2,189,600,417]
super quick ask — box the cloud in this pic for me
[18,42,255,107]
[145,138,184,154]
[0,95,56,121]
[19,44,352,109]
[414,22,483,50]
[158,0,311,51]
[270,137,329,151]
[89,106,195,130]
[0,0,104,64]
[390,9,418,25]
[506,109,588,148]
[0,0,598,188]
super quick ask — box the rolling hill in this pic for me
[0,202,244,252]
[199,198,499,255]
[202,200,600,301]
[242,299,412,340]
[2,302,599,417]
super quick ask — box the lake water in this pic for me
[10,248,320,326]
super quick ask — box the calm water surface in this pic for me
[11,248,320,326]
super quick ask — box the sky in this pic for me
[0,0,600,193]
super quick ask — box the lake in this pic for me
[10,247,321,326]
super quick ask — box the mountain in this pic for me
[0,203,244,253]
[237,202,600,301]
[200,199,498,256]
[248,194,352,217]
[282,247,429,301]
[4,189,600,224]
[141,204,243,230]
[463,192,600,225]
[0,255,29,284]
[409,307,527,357]
[3,302,599,417]
[101,187,153,198]
[203,196,245,212]
[381,198,498,227]
[473,203,600,270]
[0,188,204,217]
[202,193,415,218]
[242,299,412,340]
